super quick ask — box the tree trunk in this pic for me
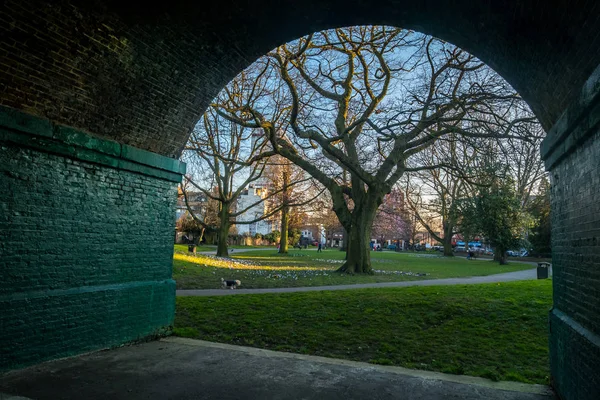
[216,206,230,257]
[494,245,507,265]
[279,205,289,254]
[340,227,348,252]
[337,206,377,274]
[443,240,454,257]
[442,223,454,256]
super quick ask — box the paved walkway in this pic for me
[195,247,276,256]
[0,337,555,400]
[177,266,552,297]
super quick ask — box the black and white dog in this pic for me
[221,278,241,289]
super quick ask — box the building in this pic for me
[235,183,277,236]
[176,189,207,221]
[327,232,344,248]
[301,229,313,239]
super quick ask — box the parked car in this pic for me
[387,244,397,251]
[454,246,466,253]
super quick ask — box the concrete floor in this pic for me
[1,337,555,400]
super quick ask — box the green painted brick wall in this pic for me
[2,282,175,369]
[0,136,179,370]
[550,311,600,400]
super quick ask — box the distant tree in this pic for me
[494,131,546,208]
[462,177,524,264]
[272,230,282,244]
[177,215,204,243]
[288,228,302,246]
[402,133,487,256]
[313,198,345,248]
[371,188,410,245]
[177,182,220,244]
[181,109,272,257]
[263,155,323,253]
[263,230,281,245]
[527,177,551,255]
[404,184,455,254]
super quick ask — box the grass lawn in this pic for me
[174,280,552,384]
[173,248,533,289]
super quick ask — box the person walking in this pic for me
[467,249,475,260]
[317,242,322,252]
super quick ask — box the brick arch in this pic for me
[2,3,600,399]
[1,0,599,157]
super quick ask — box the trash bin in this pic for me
[188,244,197,254]
[537,262,550,279]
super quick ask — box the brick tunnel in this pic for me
[1,0,599,398]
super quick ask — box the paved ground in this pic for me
[197,247,273,255]
[0,337,554,400]
[177,266,552,297]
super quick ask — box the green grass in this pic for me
[173,248,533,289]
[174,280,552,384]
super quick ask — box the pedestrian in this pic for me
[317,242,322,252]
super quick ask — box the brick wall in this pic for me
[543,62,600,399]
[2,0,600,157]
[548,127,600,400]
[0,108,181,370]
[550,125,600,334]
[0,0,223,158]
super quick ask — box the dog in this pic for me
[221,278,241,289]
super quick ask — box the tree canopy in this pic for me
[188,25,544,271]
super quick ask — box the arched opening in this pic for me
[174,24,550,385]
[1,2,599,399]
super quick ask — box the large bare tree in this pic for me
[216,26,541,273]
[182,108,275,257]
[183,64,321,257]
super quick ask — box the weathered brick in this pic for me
[546,73,600,399]
[0,124,179,371]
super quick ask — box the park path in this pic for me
[194,247,280,256]
[176,265,552,297]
